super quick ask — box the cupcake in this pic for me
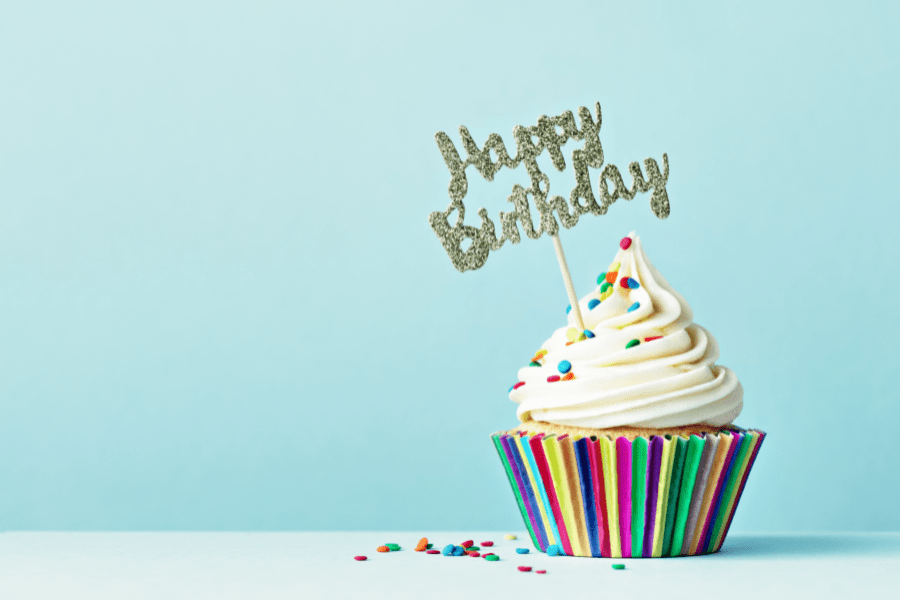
[493,233,764,558]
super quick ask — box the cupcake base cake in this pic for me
[495,233,764,558]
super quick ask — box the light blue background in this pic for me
[1,0,898,532]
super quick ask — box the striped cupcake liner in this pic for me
[491,428,765,557]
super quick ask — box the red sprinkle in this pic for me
[468,552,481,557]
[481,541,494,547]
[518,566,532,572]
[426,549,440,554]
[619,276,630,288]
[536,569,546,574]
[547,375,560,383]
[461,540,474,548]
[644,336,663,342]
[354,556,367,561]
[620,236,632,249]
[483,553,495,557]
[513,382,525,390]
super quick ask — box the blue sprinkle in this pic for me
[628,302,640,313]
[547,544,561,556]
[627,278,640,289]
[516,548,530,554]
[557,360,571,374]
[583,330,595,339]
[451,545,466,556]
[587,299,600,310]
[442,544,455,556]
[566,304,571,314]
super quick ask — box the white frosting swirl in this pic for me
[510,233,743,428]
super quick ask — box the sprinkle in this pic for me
[451,546,466,556]
[627,302,640,313]
[518,566,532,572]
[600,282,613,294]
[482,552,495,557]
[461,540,474,548]
[426,549,440,554]
[565,342,574,346]
[535,350,548,359]
[547,544,561,556]
[516,548,530,554]
[583,330,595,338]
[536,569,547,574]
[557,360,571,374]
[561,372,575,381]
[427,544,433,549]
[385,544,400,551]
[608,262,621,272]
[566,328,580,342]
[612,563,626,570]
[529,361,541,367]
[467,546,480,551]
[625,339,640,349]
[566,305,571,314]
[468,552,480,557]
[354,556,367,561]
[485,555,500,561]
[513,382,525,390]
[481,541,494,547]
[547,375,560,383]
[599,288,614,301]
[626,277,640,289]
[505,534,517,540]
[587,299,601,310]
[377,546,390,553]
[605,271,618,284]
[596,272,606,284]
[645,336,663,342]
[442,544,455,556]
[415,538,428,552]
[620,236,632,249]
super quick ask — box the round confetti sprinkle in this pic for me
[415,538,428,552]
[485,555,500,561]
[354,556,367,561]
[547,544,561,556]
[547,375,560,383]
[377,546,389,553]
[467,546,480,551]
[612,563,626,570]
[461,540,473,548]
[566,305,571,314]
[619,276,630,288]
[596,272,607,284]
[468,552,480,557]
[518,566,532,572]
[600,282,612,294]
[627,302,640,313]
[513,382,525,390]
[481,541,494,547]
[505,534,517,540]
[626,277,640,289]
[557,360,571,374]
[625,339,640,349]
[587,299,601,310]
[620,236,632,249]
[451,546,466,556]
[385,544,400,551]
[536,570,547,574]
[515,548,530,554]
[583,329,595,338]
[442,544,455,556]
[645,336,662,342]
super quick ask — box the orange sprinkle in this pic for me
[415,537,429,552]
[376,545,390,553]
[605,271,618,284]
[561,372,575,381]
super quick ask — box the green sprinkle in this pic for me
[597,272,606,284]
[529,361,541,367]
[612,563,625,570]
[600,282,613,293]
[385,544,400,551]
[468,546,480,551]
[484,554,499,561]
[426,543,433,549]
[625,339,640,349]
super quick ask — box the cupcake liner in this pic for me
[491,428,765,557]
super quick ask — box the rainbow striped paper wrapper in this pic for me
[491,428,765,557]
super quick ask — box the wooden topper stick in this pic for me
[551,233,584,331]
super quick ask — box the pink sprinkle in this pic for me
[518,566,532,572]
[547,375,560,383]
[483,552,495,557]
[620,236,632,249]
[513,382,525,390]
[536,570,546,574]
[354,556,367,561]
[426,549,440,554]
[481,541,494,547]
[468,552,481,557]
[644,336,663,342]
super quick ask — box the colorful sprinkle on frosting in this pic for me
[547,375,560,383]
[628,302,640,312]
[587,298,600,310]
[645,336,662,342]
[620,236,632,249]
[583,329,595,338]
[625,339,640,349]
[513,382,525,390]
[561,372,575,381]
[557,360,571,374]
[626,277,640,289]
[600,282,612,294]
[597,272,606,284]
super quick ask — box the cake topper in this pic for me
[428,102,669,330]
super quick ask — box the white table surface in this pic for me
[1,532,897,599]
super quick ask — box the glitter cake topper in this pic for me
[429,103,670,272]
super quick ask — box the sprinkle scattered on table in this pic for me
[354,556,367,561]
[376,545,389,553]
[485,554,499,562]
[536,570,546,574]
[481,541,494,546]
[426,549,440,554]
[385,543,400,551]
[415,538,428,552]
[518,566,532,572]
[515,548,529,554]
[612,563,626,570]
[505,534,517,540]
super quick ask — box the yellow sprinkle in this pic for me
[566,328,579,342]
[535,349,548,359]
[600,289,614,301]
[608,261,621,272]
[504,534,517,540]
